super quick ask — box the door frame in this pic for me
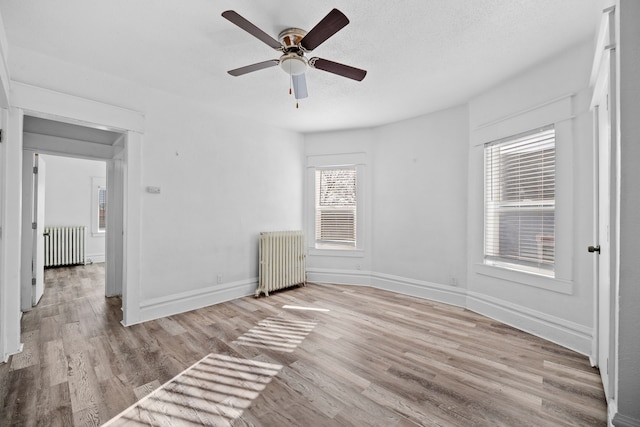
[1,83,144,360]
[589,5,617,403]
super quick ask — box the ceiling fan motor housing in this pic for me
[278,28,308,75]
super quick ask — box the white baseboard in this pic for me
[85,253,105,264]
[309,267,592,356]
[370,271,467,308]
[613,411,640,427]
[2,342,24,364]
[307,268,372,286]
[136,278,257,324]
[466,291,592,355]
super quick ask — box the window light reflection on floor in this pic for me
[103,353,283,427]
[233,316,318,353]
[283,304,330,312]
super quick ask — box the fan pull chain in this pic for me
[289,62,293,95]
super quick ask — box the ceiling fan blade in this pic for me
[292,74,308,99]
[309,57,367,81]
[227,60,279,76]
[222,10,282,50]
[300,9,349,51]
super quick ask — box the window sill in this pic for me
[91,231,106,238]
[308,248,365,258]
[475,263,573,295]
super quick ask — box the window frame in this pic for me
[483,125,556,277]
[91,176,106,237]
[306,153,366,257]
[314,166,358,249]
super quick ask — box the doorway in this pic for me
[20,115,125,312]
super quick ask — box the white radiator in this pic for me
[44,226,86,267]
[257,231,306,297]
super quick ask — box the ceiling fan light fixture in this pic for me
[279,53,307,75]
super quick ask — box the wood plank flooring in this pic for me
[0,264,607,426]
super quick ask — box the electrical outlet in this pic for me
[450,276,457,286]
[216,274,223,284]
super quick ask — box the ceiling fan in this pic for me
[221,8,367,106]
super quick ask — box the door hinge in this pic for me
[0,129,3,143]
[33,166,38,174]
[31,277,36,286]
[32,222,37,230]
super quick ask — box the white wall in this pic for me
[467,41,595,354]
[39,154,106,262]
[304,129,374,282]
[305,40,595,355]
[7,46,305,322]
[373,106,468,290]
[305,106,469,307]
[138,91,305,309]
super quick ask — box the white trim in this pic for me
[307,268,591,356]
[121,131,142,325]
[590,6,616,88]
[474,263,573,294]
[466,291,592,355]
[612,412,640,427]
[370,271,467,308]
[85,254,105,264]
[472,94,574,147]
[11,82,144,133]
[91,176,106,236]
[0,12,11,108]
[1,108,24,361]
[306,268,372,287]
[306,152,366,167]
[136,279,257,325]
[475,94,574,131]
[308,248,365,258]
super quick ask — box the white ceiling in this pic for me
[0,1,599,133]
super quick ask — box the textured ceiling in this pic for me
[0,0,599,133]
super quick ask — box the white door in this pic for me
[595,100,612,398]
[592,46,617,401]
[20,152,46,309]
[32,154,46,305]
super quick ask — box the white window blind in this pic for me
[315,167,357,247]
[484,125,555,274]
[98,186,107,231]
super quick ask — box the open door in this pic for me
[590,6,617,403]
[593,99,614,399]
[32,154,46,305]
[20,152,46,309]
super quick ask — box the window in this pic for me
[484,125,555,275]
[98,186,107,231]
[315,167,357,249]
[91,177,106,236]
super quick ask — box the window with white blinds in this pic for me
[315,167,357,248]
[484,125,556,275]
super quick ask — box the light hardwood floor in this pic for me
[1,264,606,426]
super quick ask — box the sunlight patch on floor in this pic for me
[103,353,283,427]
[283,304,330,312]
[233,316,318,353]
